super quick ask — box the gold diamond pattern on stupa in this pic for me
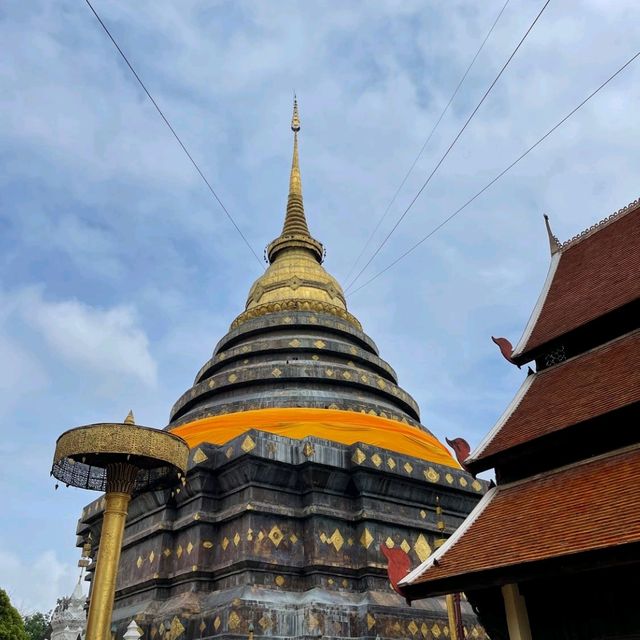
[169,617,185,639]
[352,448,366,465]
[199,621,206,633]
[425,467,440,482]
[259,615,271,630]
[319,532,327,543]
[275,575,285,586]
[400,539,411,553]
[472,479,482,491]
[221,537,229,550]
[420,509,427,519]
[371,453,382,467]
[408,621,419,636]
[387,457,396,470]
[290,533,298,544]
[421,623,429,637]
[136,555,143,568]
[257,531,264,541]
[268,525,284,547]
[367,613,376,630]
[459,476,468,487]
[404,462,414,474]
[213,616,221,631]
[308,613,319,631]
[228,373,238,383]
[148,550,155,563]
[385,537,395,548]
[163,548,172,557]
[445,473,454,484]
[432,623,442,637]
[176,544,183,558]
[330,529,344,552]
[228,612,241,631]
[414,534,432,562]
[288,338,301,347]
[361,528,374,549]
[203,540,213,549]
[472,626,480,637]
[314,339,326,349]
[303,443,315,457]
[233,533,241,547]
[192,447,208,464]
[271,367,282,377]
[225,447,234,459]
[186,542,193,555]
[241,435,256,452]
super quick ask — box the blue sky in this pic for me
[1,0,638,612]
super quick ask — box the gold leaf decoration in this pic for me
[192,448,208,464]
[228,612,241,631]
[414,534,432,563]
[330,529,344,552]
[424,467,440,482]
[241,436,256,452]
[352,448,366,465]
[268,525,284,547]
[360,528,374,549]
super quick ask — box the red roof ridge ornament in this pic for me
[491,336,519,367]
[381,543,412,603]
[445,437,473,475]
[543,214,561,255]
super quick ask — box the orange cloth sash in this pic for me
[171,407,458,468]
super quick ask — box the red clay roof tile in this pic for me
[515,202,639,359]
[404,446,640,589]
[474,330,640,462]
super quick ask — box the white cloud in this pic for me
[19,289,157,387]
[0,546,79,614]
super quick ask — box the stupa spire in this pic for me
[266,96,324,263]
[282,96,310,237]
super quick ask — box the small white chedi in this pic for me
[50,577,86,640]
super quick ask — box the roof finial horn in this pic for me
[543,214,561,255]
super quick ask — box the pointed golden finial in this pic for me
[291,94,301,132]
[544,214,561,255]
[286,96,304,208]
[124,410,135,425]
[265,96,324,264]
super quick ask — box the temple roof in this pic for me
[468,329,640,470]
[167,99,456,467]
[512,199,640,364]
[400,445,640,597]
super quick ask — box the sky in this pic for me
[1,0,638,613]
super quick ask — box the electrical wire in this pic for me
[346,0,551,292]
[343,0,510,287]
[83,0,264,269]
[347,49,640,297]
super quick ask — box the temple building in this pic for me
[50,577,86,640]
[76,100,488,639]
[399,199,640,639]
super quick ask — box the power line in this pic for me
[346,0,551,293]
[83,0,264,269]
[348,49,640,297]
[343,0,510,288]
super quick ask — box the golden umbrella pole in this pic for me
[52,414,189,640]
[85,464,137,640]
